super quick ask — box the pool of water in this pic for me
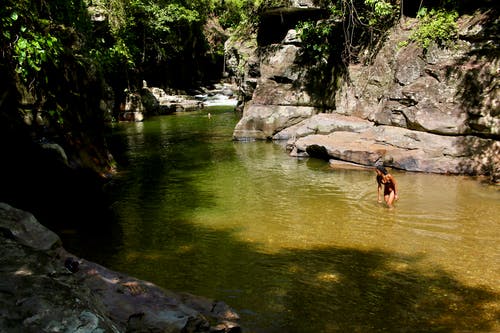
[68,107,500,332]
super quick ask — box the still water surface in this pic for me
[80,107,499,332]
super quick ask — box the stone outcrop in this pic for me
[228,8,499,180]
[141,85,205,115]
[231,31,318,139]
[119,91,145,122]
[334,13,499,138]
[233,104,316,140]
[287,114,497,174]
[0,202,240,333]
[119,87,204,122]
[119,82,238,121]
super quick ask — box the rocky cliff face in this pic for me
[228,8,499,181]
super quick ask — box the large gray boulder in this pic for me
[291,120,499,175]
[232,34,314,140]
[335,14,499,139]
[234,104,316,140]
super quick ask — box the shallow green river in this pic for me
[72,107,500,332]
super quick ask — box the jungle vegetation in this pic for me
[0,0,494,214]
[0,0,483,139]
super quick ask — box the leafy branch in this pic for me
[409,7,458,50]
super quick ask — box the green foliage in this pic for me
[328,4,343,18]
[80,0,261,86]
[14,32,63,83]
[297,20,333,63]
[215,0,243,29]
[1,2,64,87]
[364,0,395,22]
[409,8,458,50]
[135,1,201,29]
[397,40,409,48]
[90,39,136,76]
[295,0,399,65]
[259,0,289,9]
[1,0,108,129]
[215,0,260,29]
[358,0,398,31]
[118,0,205,64]
[128,0,201,59]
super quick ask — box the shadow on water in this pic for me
[106,216,499,333]
[75,109,498,332]
[73,109,235,257]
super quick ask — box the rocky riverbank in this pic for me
[0,202,240,333]
[118,82,239,122]
[227,6,499,181]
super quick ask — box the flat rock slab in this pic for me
[291,117,499,174]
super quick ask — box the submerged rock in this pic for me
[0,202,240,333]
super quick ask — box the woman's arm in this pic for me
[377,180,382,202]
[391,175,398,200]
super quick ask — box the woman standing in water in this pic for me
[375,165,398,208]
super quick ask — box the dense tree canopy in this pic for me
[0,0,240,122]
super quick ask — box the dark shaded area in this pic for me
[299,20,349,110]
[0,133,119,253]
[139,23,226,90]
[306,144,330,161]
[0,60,117,257]
[450,8,499,138]
[0,0,124,252]
[257,8,328,46]
[291,2,397,110]
[101,214,499,333]
[76,111,499,333]
[0,119,119,261]
[118,6,227,92]
[454,136,499,182]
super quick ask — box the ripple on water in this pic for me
[105,115,500,333]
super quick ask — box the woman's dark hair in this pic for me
[376,165,388,175]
